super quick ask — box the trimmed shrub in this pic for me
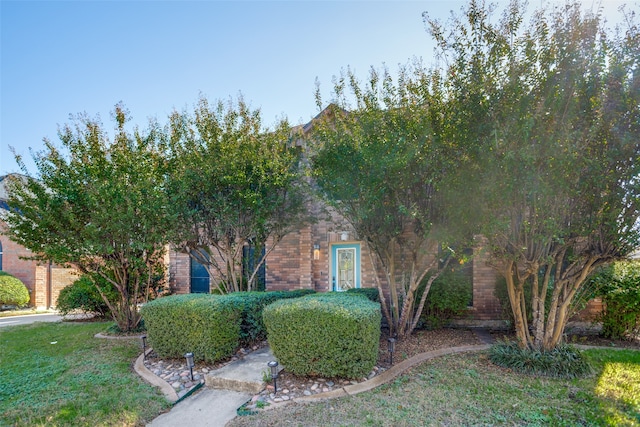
[420,269,472,328]
[263,293,381,379]
[223,289,316,346]
[489,341,593,378]
[0,271,30,307]
[345,287,379,302]
[141,294,241,363]
[56,276,117,317]
[589,261,640,340]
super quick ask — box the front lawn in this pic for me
[0,321,169,426]
[229,349,640,426]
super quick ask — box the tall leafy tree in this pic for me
[2,105,171,331]
[166,96,309,293]
[426,0,640,350]
[311,67,465,338]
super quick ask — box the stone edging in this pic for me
[255,342,638,412]
[263,344,492,409]
[133,349,180,403]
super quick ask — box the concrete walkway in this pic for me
[147,388,251,427]
[143,347,278,427]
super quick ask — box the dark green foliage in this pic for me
[141,294,241,362]
[345,287,379,302]
[0,271,30,307]
[166,96,311,293]
[421,268,472,329]
[589,261,640,340]
[56,276,118,317]
[489,341,593,379]
[222,290,315,346]
[3,105,173,332]
[263,293,381,379]
[426,0,640,350]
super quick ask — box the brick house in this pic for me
[167,110,605,325]
[0,174,77,308]
[166,110,510,322]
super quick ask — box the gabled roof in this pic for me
[290,104,347,147]
[0,173,30,209]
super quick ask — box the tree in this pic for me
[426,0,640,350]
[311,67,466,339]
[1,105,172,331]
[166,96,310,293]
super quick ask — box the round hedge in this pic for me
[0,271,30,307]
[263,293,381,379]
[56,276,116,317]
[141,294,241,363]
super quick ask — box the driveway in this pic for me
[0,313,63,328]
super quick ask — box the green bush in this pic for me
[263,293,381,379]
[589,261,640,340]
[56,276,117,317]
[223,289,315,346]
[489,341,593,378]
[345,287,379,302]
[0,271,30,307]
[420,269,472,328]
[141,294,241,363]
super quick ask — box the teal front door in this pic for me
[331,243,361,291]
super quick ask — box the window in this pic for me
[243,245,266,291]
[189,253,210,293]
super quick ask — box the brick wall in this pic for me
[50,267,78,307]
[169,250,191,294]
[2,221,78,308]
[265,230,309,290]
[572,297,603,321]
[470,238,502,320]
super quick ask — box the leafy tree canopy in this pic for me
[166,96,310,293]
[426,0,640,349]
[2,105,171,331]
[312,66,469,338]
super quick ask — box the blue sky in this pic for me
[0,0,633,175]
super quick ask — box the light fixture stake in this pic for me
[388,337,396,365]
[141,335,147,359]
[185,352,195,381]
[268,360,279,393]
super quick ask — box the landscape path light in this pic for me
[141,335,147,359]
[268,360,279,393]
[185,352,195,381]
[388,337,396,365]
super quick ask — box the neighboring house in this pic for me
[0,174,77,308]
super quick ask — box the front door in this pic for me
[331,243,361,291]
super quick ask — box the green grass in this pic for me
[0,322,170,426]
[229,349,640,427]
